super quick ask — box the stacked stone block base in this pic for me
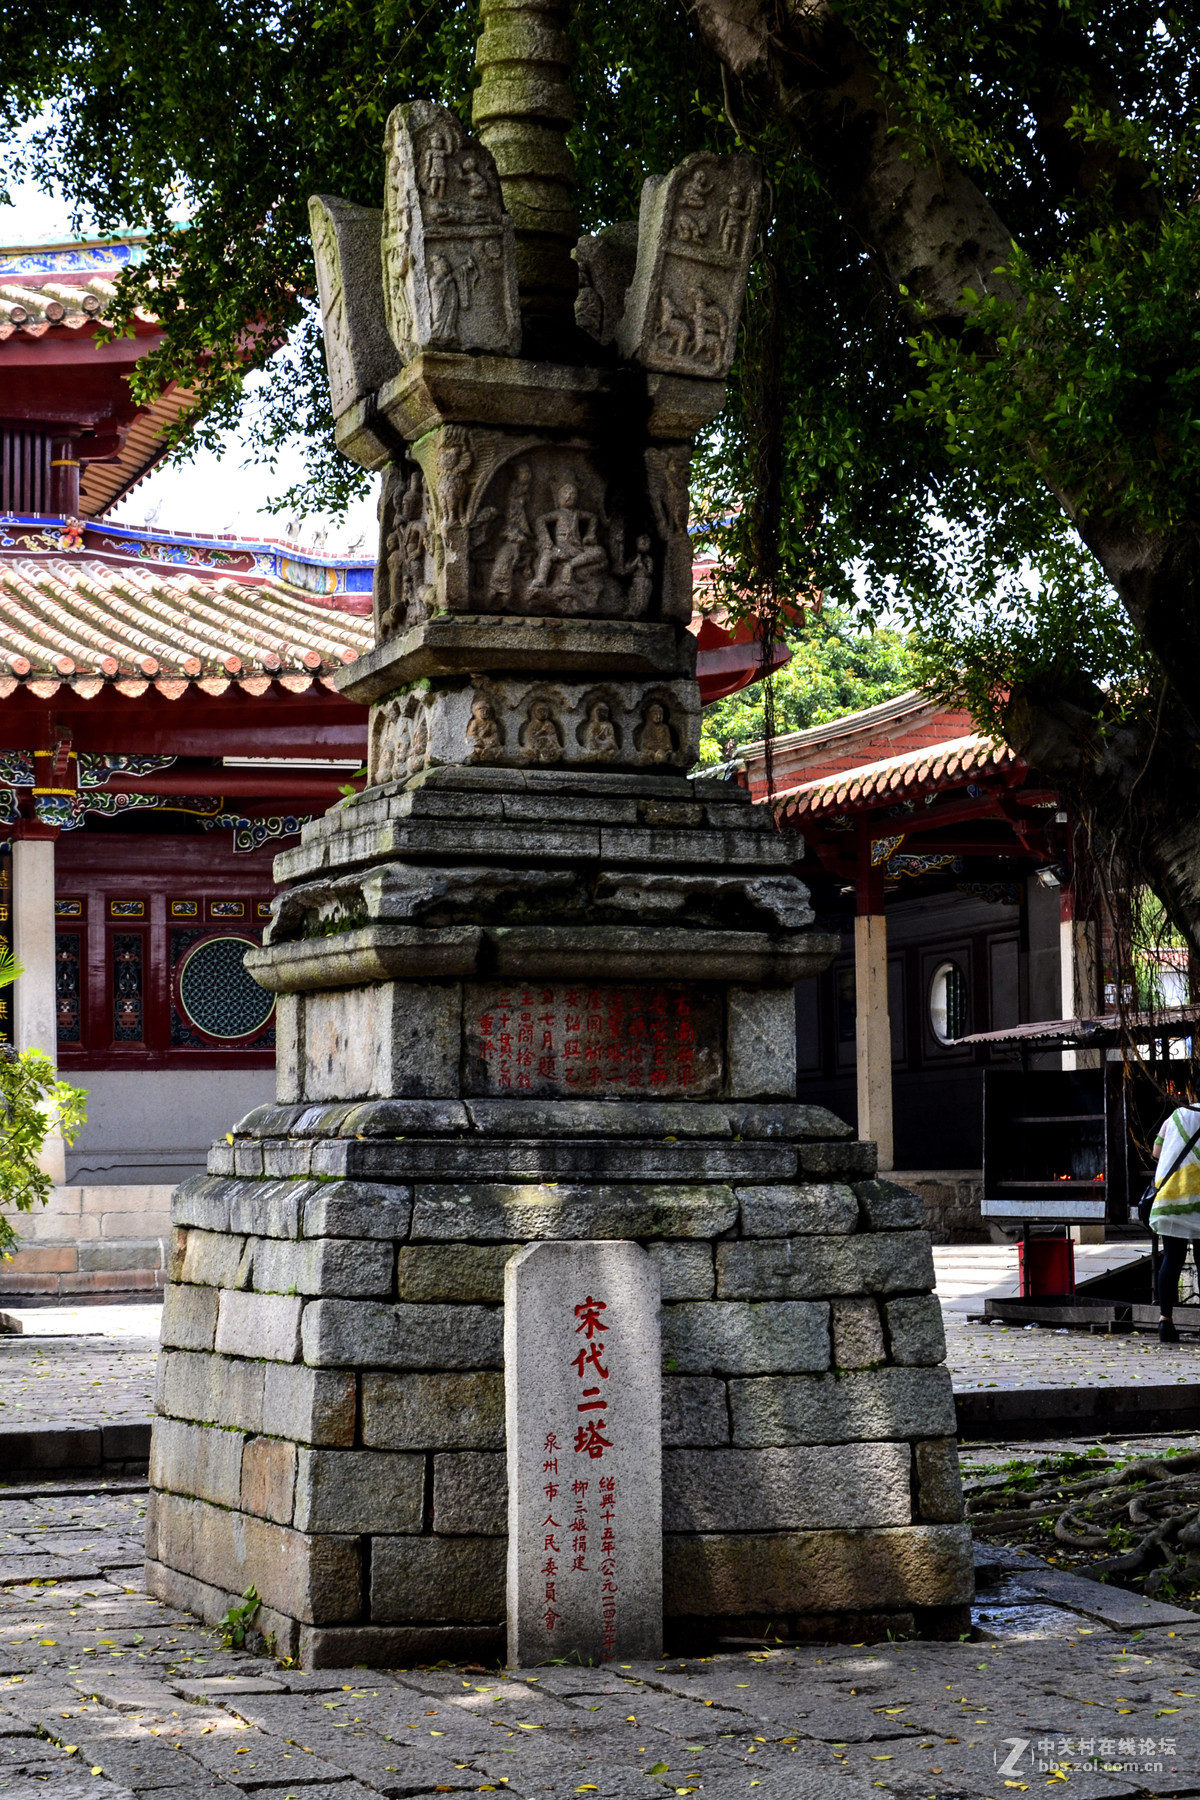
[147,1103,972,1665]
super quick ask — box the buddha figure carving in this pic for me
[638,700,675,764]
[466,695,504,762]
[529,481,609,605]
[581,699,619,761]
[522,699,563,763]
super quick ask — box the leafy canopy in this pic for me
[699,607,915,763]
[2,1,1198,726]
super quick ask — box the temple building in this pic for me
[733,691,1086,1238]
[0,232,774,1302]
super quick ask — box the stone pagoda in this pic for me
[146,0,971,1666]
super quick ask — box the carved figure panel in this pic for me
[467,443,651,619]
[368,688,432,787]
[381,101,520,361]
[574,220,638,346]
[368,675,699,777]
[374,460,433,640]
[617,153,762,382]
[644,444,693,623]
[308,195,403,467]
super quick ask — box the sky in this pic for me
[1,171,380,558]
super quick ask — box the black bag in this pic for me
[1138,1109,1200,1227]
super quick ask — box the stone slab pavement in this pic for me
[0,1479,1200,1799]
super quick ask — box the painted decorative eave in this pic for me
[774,731,1024,821]
[0,556,373,700]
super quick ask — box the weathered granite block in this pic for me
[215,1291,304,1363]
[241,1436,298,1523]
[149,1418,245,1509]
[729,1367,958,1445]
[830,1297,886,1369]
[180,1231,245,1289]
[302,1299,502,1369]
[249,1237,394,1298]
[152,1490,361,1625]
[726,987,796,1100]
[228,1181,310,1238]
[647,1241,715,1300]
[234,1141,264,1178]
[361,1371,506,1449]
[663,1443,912,1530]
[716,1233,936,1299]
[303,982,462,1100]
[173,1176,232,1232]
[737,1184,858,1237]
[160,1283,219,1352]
[915,1438,965,1523]
[855,1178,926,1231]
[797,1140,877,1179]
[663,1524,973,1615]
[157,1348,266,1434]
[885,1295,947,1366]
[262,1363,357,1447]
[369,1536,505,1621]
[410,1183,738,1241]
[433,1452,507,1534]
[293,1449,424,1534]
[663,1376,730,1446]
[206,1144,235,1178]
[662,1301,829,1374]
[261,1140,315,1180]
[167,1225,188,1284]
[302,1183,413,1239]
[396,1243,519,1302]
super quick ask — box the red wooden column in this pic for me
[49,437,81,517]
[855,819,894,1169]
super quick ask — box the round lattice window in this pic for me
[178,935,274,1040]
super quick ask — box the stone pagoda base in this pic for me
[146,769,971,1667]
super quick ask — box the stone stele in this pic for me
[146,0,972,1668]
[505,1240,662,1664]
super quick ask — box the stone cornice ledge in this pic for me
[245,924,840,991]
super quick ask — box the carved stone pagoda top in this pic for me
[309,0,760,784]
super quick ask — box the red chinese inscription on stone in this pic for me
[465,982,721,1097]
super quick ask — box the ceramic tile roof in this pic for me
[0,557,373,699]
[0,276,155,338]
[774,731,1023,821]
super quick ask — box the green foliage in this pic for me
[699,606,916,762]
[215,1586,260,1649]
[3,0,1199,748]
[0,1047,89,1258]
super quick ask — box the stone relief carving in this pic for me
[465,696,504,761]
[578,698,620,760]
[375,461,432,638]
[636,698,678,764]
[520,698,565,764]
[368,689,435,786]
[376,676,698,775]
[574,220,638,346]
[644,444,693,623]
[381,100,520,361]
[616,152,762,382]
[467,444,651,619]
[307,195,404,469]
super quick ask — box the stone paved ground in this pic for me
[946,1314,1200,1390]
[0,1332,158,1428]
[1,1478,1199,1799]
